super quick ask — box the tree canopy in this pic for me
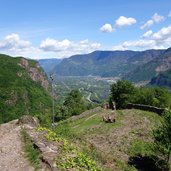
[110,80,170,109]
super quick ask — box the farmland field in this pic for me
[53,76,119,103]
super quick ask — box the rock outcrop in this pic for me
[19,58,49,91]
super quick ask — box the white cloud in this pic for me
[140,13,164,29]
[0,33,41,59]
[0,34,101,59]
[40,38,71,52]
[40,38,101,58]
[112,25,171,50]
[142,30,153,38]
[152,13,164,23]
[168,11,171,17]
[152,25,171,40]
[123,39,156,49]
[115,16,136,27]
[112,45,127,51]
[100,23,113,33]
[140,20,154,29]
[0,33,31,51]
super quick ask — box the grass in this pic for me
[127,140,153,157]
[37,127,102,171]
[115,159,136,171]
[54,109,162,170]
[59,109,122,135]
[20,128,41,170]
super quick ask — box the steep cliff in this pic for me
[0,54,52,124]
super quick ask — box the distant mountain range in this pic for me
[51,48,168,78]
[38,58,62,74]
[53,51,135,77]
[39,48,171,88]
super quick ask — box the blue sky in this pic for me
[0,0,171,59]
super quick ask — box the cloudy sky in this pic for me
[0,0,171,59]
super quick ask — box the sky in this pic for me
[0,0,171,59]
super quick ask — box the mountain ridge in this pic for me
[38,58,62,74]
[52,48,166,79]
[124,47,171,82]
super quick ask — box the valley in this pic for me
[0,53,171,171]
[53,76,118,103]
[40,48,171,89]
[1,1,171,170]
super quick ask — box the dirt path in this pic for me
[73,113,98,128]
[85,113,98,121]
[0,120,34,171]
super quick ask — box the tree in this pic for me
[110,80,136,109]
[153,87,170,108]
[133,87,170,108]
[64,90,86,116]
[153,110,171,169]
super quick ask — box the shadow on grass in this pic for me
[128,155,169,171]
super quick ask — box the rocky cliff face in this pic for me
[19,58,49,91]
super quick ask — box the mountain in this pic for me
[0,54,52,124]
[149,69,171,88]
[38,58,62,74]
[124,48,171,82]
[52,49,164,78]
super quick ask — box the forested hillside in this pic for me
[0,54,52,123]
[124,48,171,82]
[52,49,164,78]
[150,69,171,88]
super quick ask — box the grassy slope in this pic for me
[56,108,162,171]
[0,54,52,124]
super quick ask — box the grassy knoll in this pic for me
[55,108,163,171]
